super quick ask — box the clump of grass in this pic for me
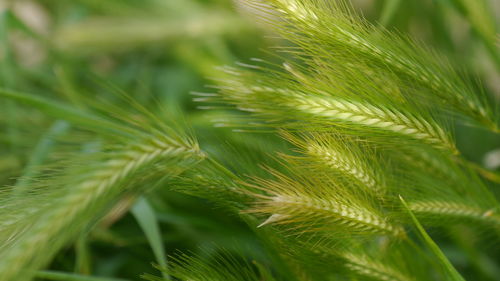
[0,0,499,280]
[0,135,203,280]
[258,0,498,130]
[0,93,205,280]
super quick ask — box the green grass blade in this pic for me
[379,0,402,26]
[399,196,466,281]
[131,196,170,280]
[448,0,500,70]
[36,270,130,281]
[0,11,20,154]
[75,233,92,274]
[13,120,70,196]
[0,88,137,137]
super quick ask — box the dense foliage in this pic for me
[0,0,499,280]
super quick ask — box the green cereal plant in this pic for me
[0,0,499,281]
[0,90,205,280]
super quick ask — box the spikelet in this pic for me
[343,253,416,281]
[387,148,500,233]
[211,77,456,153]
[142,250,273,281]
[306,144,376,188]
[285,241,422,281]
[247,168,404,239]
[288,93,451,149]
[408,200,500,227]
[281,132,384,195]
[0,133,204,281]
[258,0,497,130]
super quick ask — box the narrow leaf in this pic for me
[0,88,136,137]
[379,0,402,26]
[36,270,130,281]
[131,196,170,280]
[399,195,466,281]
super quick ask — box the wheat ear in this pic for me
[260,194,403,236]
[219,84,455,153]
[304,244,417,281]
[248,173,404,238]
[280,132,384,195]
[287,92,454,151]
[266,0,495,130]
[343,253,415,281]
[305,142,378,191]
[408,200,500,226]
[0,134,204,281]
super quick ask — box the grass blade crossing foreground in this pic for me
[400,196,466,281]
[36,270,131,281]
[132,196,170,280]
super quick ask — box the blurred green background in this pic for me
[0,0,499,280]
